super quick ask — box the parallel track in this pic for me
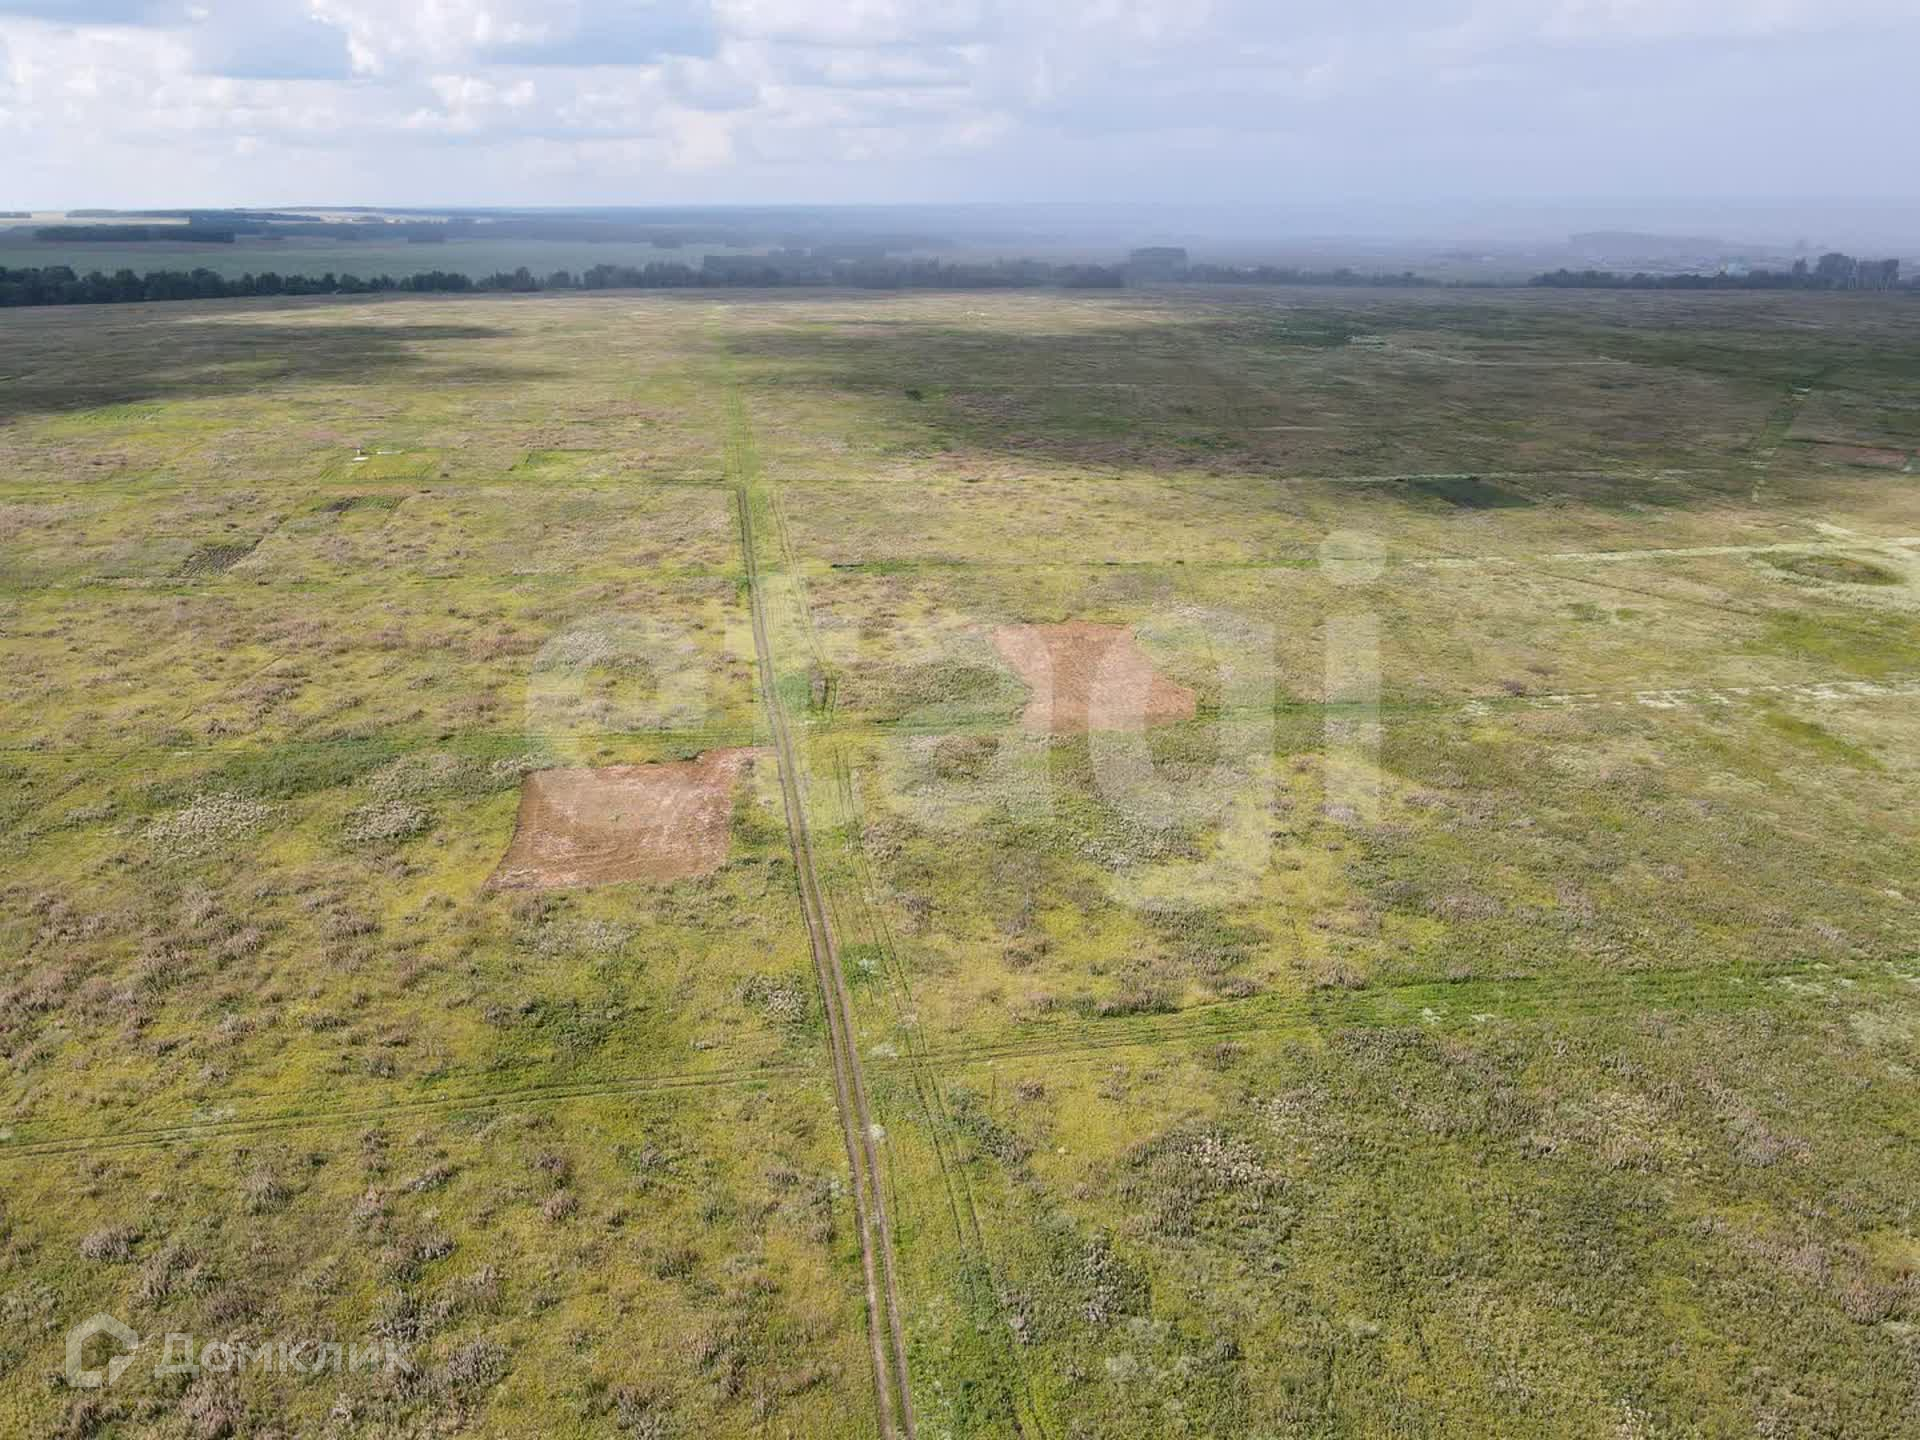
[737,471,917,1438]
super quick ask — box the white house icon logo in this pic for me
[66,1314,139,1389]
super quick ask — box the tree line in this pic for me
[1182,263,1430,287]
[33,224,242,244]
[0,254,1462,310]
[1532,252,1908,291]
[0,257,1132,308]
[0,266,484,306]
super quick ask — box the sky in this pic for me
[1,0,1916,231]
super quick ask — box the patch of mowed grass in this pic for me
[832,658,1025,726]
[1759,710,1881,768]
[312,492,405,515]
[1765,551,1902,586]
[146,738,404,804]
[1407,474,1534,509]
[1358,700,1918,981]
[36,400,169,430]
[1263,313,1364,348]
[174,539,259,575]
[327,448,445,482]
[1751,609,1920,678]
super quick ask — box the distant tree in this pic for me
[1815,252,1858,288]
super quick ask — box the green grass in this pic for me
[2,284,1919,1437]
[1766,551,1903,585]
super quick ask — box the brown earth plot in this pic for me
[490,748,758,889]
[992,621,1197,733]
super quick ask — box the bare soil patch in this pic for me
[992,622,1197,733]
[489,749,758,889]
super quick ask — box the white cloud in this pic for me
[664,104,731,167]
[713,0,994,48]
[308,0,553,74]
[0,0,1914,206]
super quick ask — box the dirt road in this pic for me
[734,449,916,1435]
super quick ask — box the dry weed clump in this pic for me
[178,1375,245,1438]
[342,799,434,846]
[1120,1123,1285,1240]
[1065,1232,1150,1328]
[138,1239,210,1302]
[743,973,812,1028]
[487,753,550,783]
[143,792,278,855]
[407,1163,456,1194]
[78,1225,140,1263]
[242,1166,290,1214]
[613,1387,677,1438]
[531,918,633,959]
[441,1337,510,1392]
[365,752,472,799]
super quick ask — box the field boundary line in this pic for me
[0,1059,807,1162]
[10,671,1917,768]
[1,957,1886,1163]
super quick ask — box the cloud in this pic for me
[713,0,996,48]
[484,0,717,65]
[309,0,715,75]
[184,1,351,79]
[0,0,168,19]
[0,0,1915,210]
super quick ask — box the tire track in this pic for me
[0,960,1888,1164]
[897,959,1851,1070]
[0,1059,808,1162]
[731,380,916,1437]
[828,748,1045,1437]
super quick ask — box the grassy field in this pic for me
[1,284,1918,1437]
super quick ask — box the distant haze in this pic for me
[0,1,1915,249]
